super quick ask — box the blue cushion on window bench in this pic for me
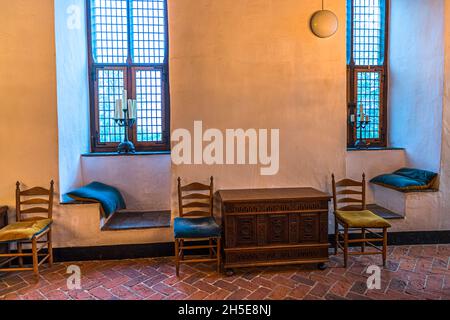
[174,217,221,239]
[66,182,126,218]
[370,168,438,192]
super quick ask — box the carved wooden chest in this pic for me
[216,188,331,271]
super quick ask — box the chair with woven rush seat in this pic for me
[0,181,54,278]
[332,174,391,268]
[174,177,221,276]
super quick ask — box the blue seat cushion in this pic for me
[174,217,221,239]
[370,168,438,192]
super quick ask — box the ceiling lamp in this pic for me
[310,0,339,38]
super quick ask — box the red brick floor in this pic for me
[1,245,450,300]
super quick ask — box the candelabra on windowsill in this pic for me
[354,118,371,150]
[350,103,371,150]
[114,90,137,154]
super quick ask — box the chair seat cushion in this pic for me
[0,219,53,243]
[174,217,221,239]
[370,168,438,192]
[336,210,391,228]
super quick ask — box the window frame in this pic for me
[347,0,390,148]
[86,0,171,153]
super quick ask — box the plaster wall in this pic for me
[169,0,347,212]
[81,155,172,211]
[389,0,444,172]
[345,150,406,204]
[0,0,59,223]
[54,0,90,196]
[438,0,450,230]
[1,0,450,250]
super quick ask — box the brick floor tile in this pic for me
[309,282,331,298]
[207,288,230,300]
[389,278,408,292]
[173,282,198,296]
[192,280,219,294]
[288,284,311,299]
[188,290,209,300]
[152,283,177,296]
[329,280,352,297]
[232,278,259,292]
[271,275,297,288]
[350,281,367,295]
[213,280,239,292]
[325,293,347,300]
[246,287,271,300]
[226,288,251,300]
[291,274,316,287]
[89,287,118,300]
[267,285,291,300]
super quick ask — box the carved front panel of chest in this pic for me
[235,216,258,247]
[299,213,321,243]
[267,215,289,244]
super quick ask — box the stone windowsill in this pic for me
[82,151,171,157]
[347,147,405,152]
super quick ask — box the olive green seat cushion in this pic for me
[336,210,391,228]
[0,218,52,243]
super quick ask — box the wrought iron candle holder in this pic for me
[354,119,371,150]
[114,109,136,154]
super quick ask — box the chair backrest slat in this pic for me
[180,182,211,192]
[182,193,210,200]
[182,202,211,209]
[16,181,54,221]
[181,211,212,217]
[335,179,363,187]
[20,198,50,205]
[336,190,362,196]
[178,177,214,218]
[20,207,50,214]
[332,174,366,212]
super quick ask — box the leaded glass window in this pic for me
[347,0,388,147]
[88,0,170,152]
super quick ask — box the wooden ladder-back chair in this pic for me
[173,177,221,276]
[332,174,391,268]
[0,181,54,278]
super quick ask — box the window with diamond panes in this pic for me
[347,0,388,147]
[88,0,170,152]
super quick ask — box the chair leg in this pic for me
[48,229,53,267]
[383,228,388,267]
[334,217,339,255]
[344,226,349,268]
[17,242,23,268]
[175,239,180,277]
[361,228,366,253]
[180,240,185,260]
[216,238,221,274]
[209,239,213,258]
[32,238,39,279]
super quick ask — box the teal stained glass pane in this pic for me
[97,69,125,143]
[135,70,163,142]
[90,0,128,64]
[356,71,381,140]
[350,0,386,66]
[131,0,166,64]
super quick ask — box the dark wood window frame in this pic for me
[347,0,390,148]
[86,0,171,153]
